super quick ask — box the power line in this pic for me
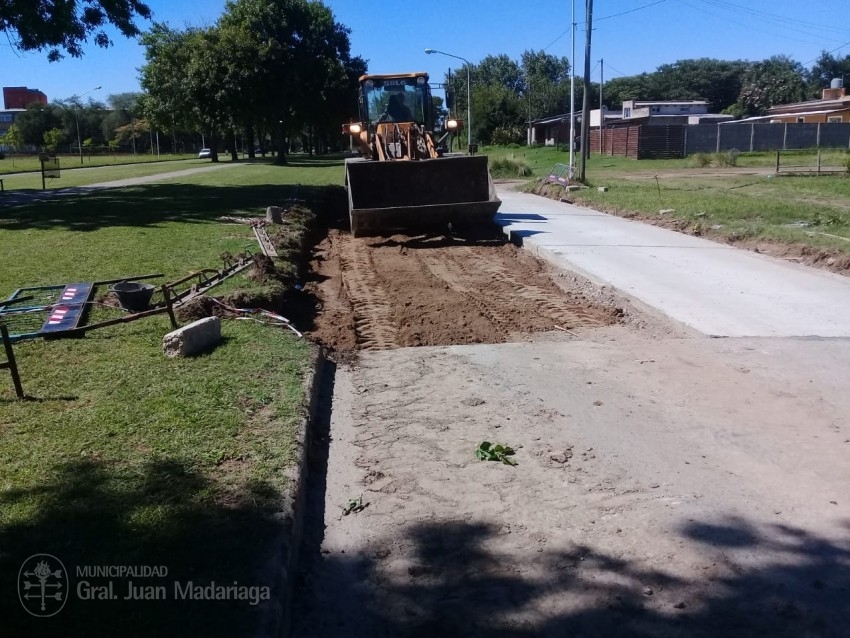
[697,0,850,37]
[594,0,668,23]
[681,0,846,49]
[542,0,669,52]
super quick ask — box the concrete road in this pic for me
[293,188,850,637]
[495,189,850,338]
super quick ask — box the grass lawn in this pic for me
[0,152,202,176]
[0,156,344,636]
[0,155,252,191]
[483,145,850,258]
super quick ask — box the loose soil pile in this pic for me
[306,227,618,352]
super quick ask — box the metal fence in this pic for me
[593,122,850,158]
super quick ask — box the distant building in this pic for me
[0,109,25,145]
[3,86,48,109]
[621,99,722,125]
[734,79,850,124]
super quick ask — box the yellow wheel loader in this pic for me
[342,72,501,237]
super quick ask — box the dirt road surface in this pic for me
[292,226,850,637]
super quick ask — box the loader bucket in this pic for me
[345,155,502,237]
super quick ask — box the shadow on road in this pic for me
[293,510,850,637]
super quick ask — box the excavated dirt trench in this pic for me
[305,226,619,352]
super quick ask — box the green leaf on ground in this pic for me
[475,441,517,466]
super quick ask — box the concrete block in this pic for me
[163,317,221,358]
[266,206,284,224]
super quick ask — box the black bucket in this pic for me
[109,282,155,312]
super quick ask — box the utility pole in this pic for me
[579,0,594,182]
[568,0,576,175]
[599,59,604,156]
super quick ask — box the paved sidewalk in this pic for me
[495,188,850,338]
[0,163,238,208]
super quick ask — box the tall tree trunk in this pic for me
[230,130,238,162]
[210,131,219,162]
[247,124,256,159]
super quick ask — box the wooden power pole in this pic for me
[579,0,594,182]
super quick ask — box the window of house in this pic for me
[828,116,843,123]
[797,117,805,123]
[623,107,631,118]
[651,106,659,113]
[680,107,688,112]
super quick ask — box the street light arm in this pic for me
[73,85,102,164]
[425,48,473,153]
[425,49,470,67]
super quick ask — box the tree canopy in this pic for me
[0,0,151,61]
[139,0,362,161]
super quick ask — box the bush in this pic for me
[489,153,533,178]
[691,153,711,168]
[714,149,740,167]
[490,125,525,146]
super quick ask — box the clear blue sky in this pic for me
[2,0,850,105]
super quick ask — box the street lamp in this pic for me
[73,85,102,164]
[425,48,473,154]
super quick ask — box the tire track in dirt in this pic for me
[475,258,610,328]
[308,228,618,352]
[419,250,524,332]
[333,231,398,351]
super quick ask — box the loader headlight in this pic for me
[446,119,459,131]
[343,122,363,135]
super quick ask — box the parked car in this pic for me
[198,148,212,159]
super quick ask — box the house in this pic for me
[754,79,850,124]
[621,99,717,125]
[529,108,623,147]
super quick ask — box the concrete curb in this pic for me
[254,345,325,638]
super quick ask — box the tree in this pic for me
[808,51,850,96]
[1,124,24,166]
[602,73,659,108]
[42,128,65,153]
[139,24,196,141]
[652,58,748,113]
[16,103,64,146]
[521,50,571,121]
[1,0,152,61]
[477,54,524,94]
[470,84,525,145]
[737,55,807,116]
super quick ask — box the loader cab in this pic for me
[359,73,433,130]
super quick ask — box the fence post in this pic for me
[817,122,821,148]
[775,150,780,173]
[783,123,788,150]
[750,124,755,152]
[716,123,721,153]
[1,324,24,399]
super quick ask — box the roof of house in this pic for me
[768,97,850,115]
[631,100,708,106]
[725,108,844,123]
